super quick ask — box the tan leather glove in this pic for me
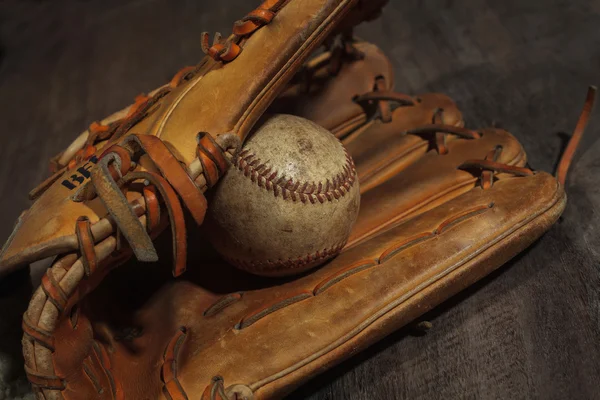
[21,83,567,399]
[3,0,594,398]
[1,0,391,277]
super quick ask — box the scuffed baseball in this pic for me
[206,114,360,277]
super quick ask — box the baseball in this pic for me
[206,114,360,277]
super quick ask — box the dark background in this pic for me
[0,1,599,399]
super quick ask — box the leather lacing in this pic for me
[353,75,416,124]
[556,86,597,185]
[354,77,493,183]
[163,83,597,394]
[296,30,366,92]
[41,71,200,191]
[21,130,231,398]
[22,1,287,398]
[165,77,596,400]
[163,203,493,400]
[353,79,597,189]
[201,0,287,63]
[22,20,596,398]
[457,86,596,188]
[31,0,287,202]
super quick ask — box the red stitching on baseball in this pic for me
[233,148,356,204]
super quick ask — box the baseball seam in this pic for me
[232,147,356,204]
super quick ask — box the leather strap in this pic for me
[25,365,65,391]
[170,66,196,88]
[112,88,171,142]
[354,76,415,123]
[354,90,415,105]
[203,0,287,62]
[76,216,98,276]
[232,1,280,36]
[197,132,230,188]
[406,124,481,139]
[201,376,229,400]
[481,146,502,189]
[91,342,121,400]
[22,315,55,351]
[91,153,158,262]
[162,327,189,400]
[556,85,597,184]
[99,145,133,177]
[123,172,188,277]
[41,272,68,313]
[123,135,207,226]
[459,159,534,177]
[143,185,162,232]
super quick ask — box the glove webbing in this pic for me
[458,86,597,188]
[22,131,229,399]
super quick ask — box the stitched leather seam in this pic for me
[43,0,284,187]
[346,177,477,248]
[318,205,491,293]
[224,240,347,272]
[313,260,376,295]
[359,141,426,183]
[82,359,103,394]
[92,342,118,398]
[236,292,313,330]
[248,185,563,391]
[436,204,491,234]
[207,205,492,326]
[233,148,356,204]
[161,327,188,400]
[378,233,436,264]
[204,293,243,317]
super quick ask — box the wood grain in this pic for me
[0,0,598,399]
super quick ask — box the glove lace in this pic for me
[459,86,597,188]
[30,0,286,202]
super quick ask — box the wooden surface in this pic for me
[0,0,599,399]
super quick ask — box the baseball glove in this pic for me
[0,0,594,398]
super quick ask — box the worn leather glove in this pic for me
[1,0,594,398]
